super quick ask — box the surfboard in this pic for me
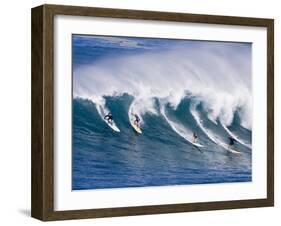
[96,104,120,132]
[192,142,204,148]
[228,148,241,155]
[131,122,142,134]
[105,120,120,132]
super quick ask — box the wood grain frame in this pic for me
[31,4,274,221]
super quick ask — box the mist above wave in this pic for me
[73,42,252,129]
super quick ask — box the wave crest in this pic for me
[74,43,252,129]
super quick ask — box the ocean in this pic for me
[72,35,252,190]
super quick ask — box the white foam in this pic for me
[73,42,252,130]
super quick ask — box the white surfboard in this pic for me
[228,148,241,155]
[105,120,120,132]
[131,122,142,134]
[192,142,204,148]
[96,104,120,132]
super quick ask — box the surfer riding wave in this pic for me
[131,113,141,128]
[104,113,113,124]
[228,136,237,150]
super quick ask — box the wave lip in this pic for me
[160,102,204,147]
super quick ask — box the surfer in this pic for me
[192,132,198,143]
[104,113,113,124]
[228,136,237,150]
[132,113,140,128]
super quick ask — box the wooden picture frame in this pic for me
[31,4,274,221]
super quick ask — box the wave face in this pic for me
[73,95,252,190]
[72,36,252,190]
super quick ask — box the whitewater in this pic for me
[72,37,252,190]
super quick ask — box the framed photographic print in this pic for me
[31,4,274,221]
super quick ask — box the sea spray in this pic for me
[73,43,252,130]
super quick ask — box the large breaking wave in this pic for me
[72,41,252,189]
[72,95,252,189]
[73,43,252,143]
